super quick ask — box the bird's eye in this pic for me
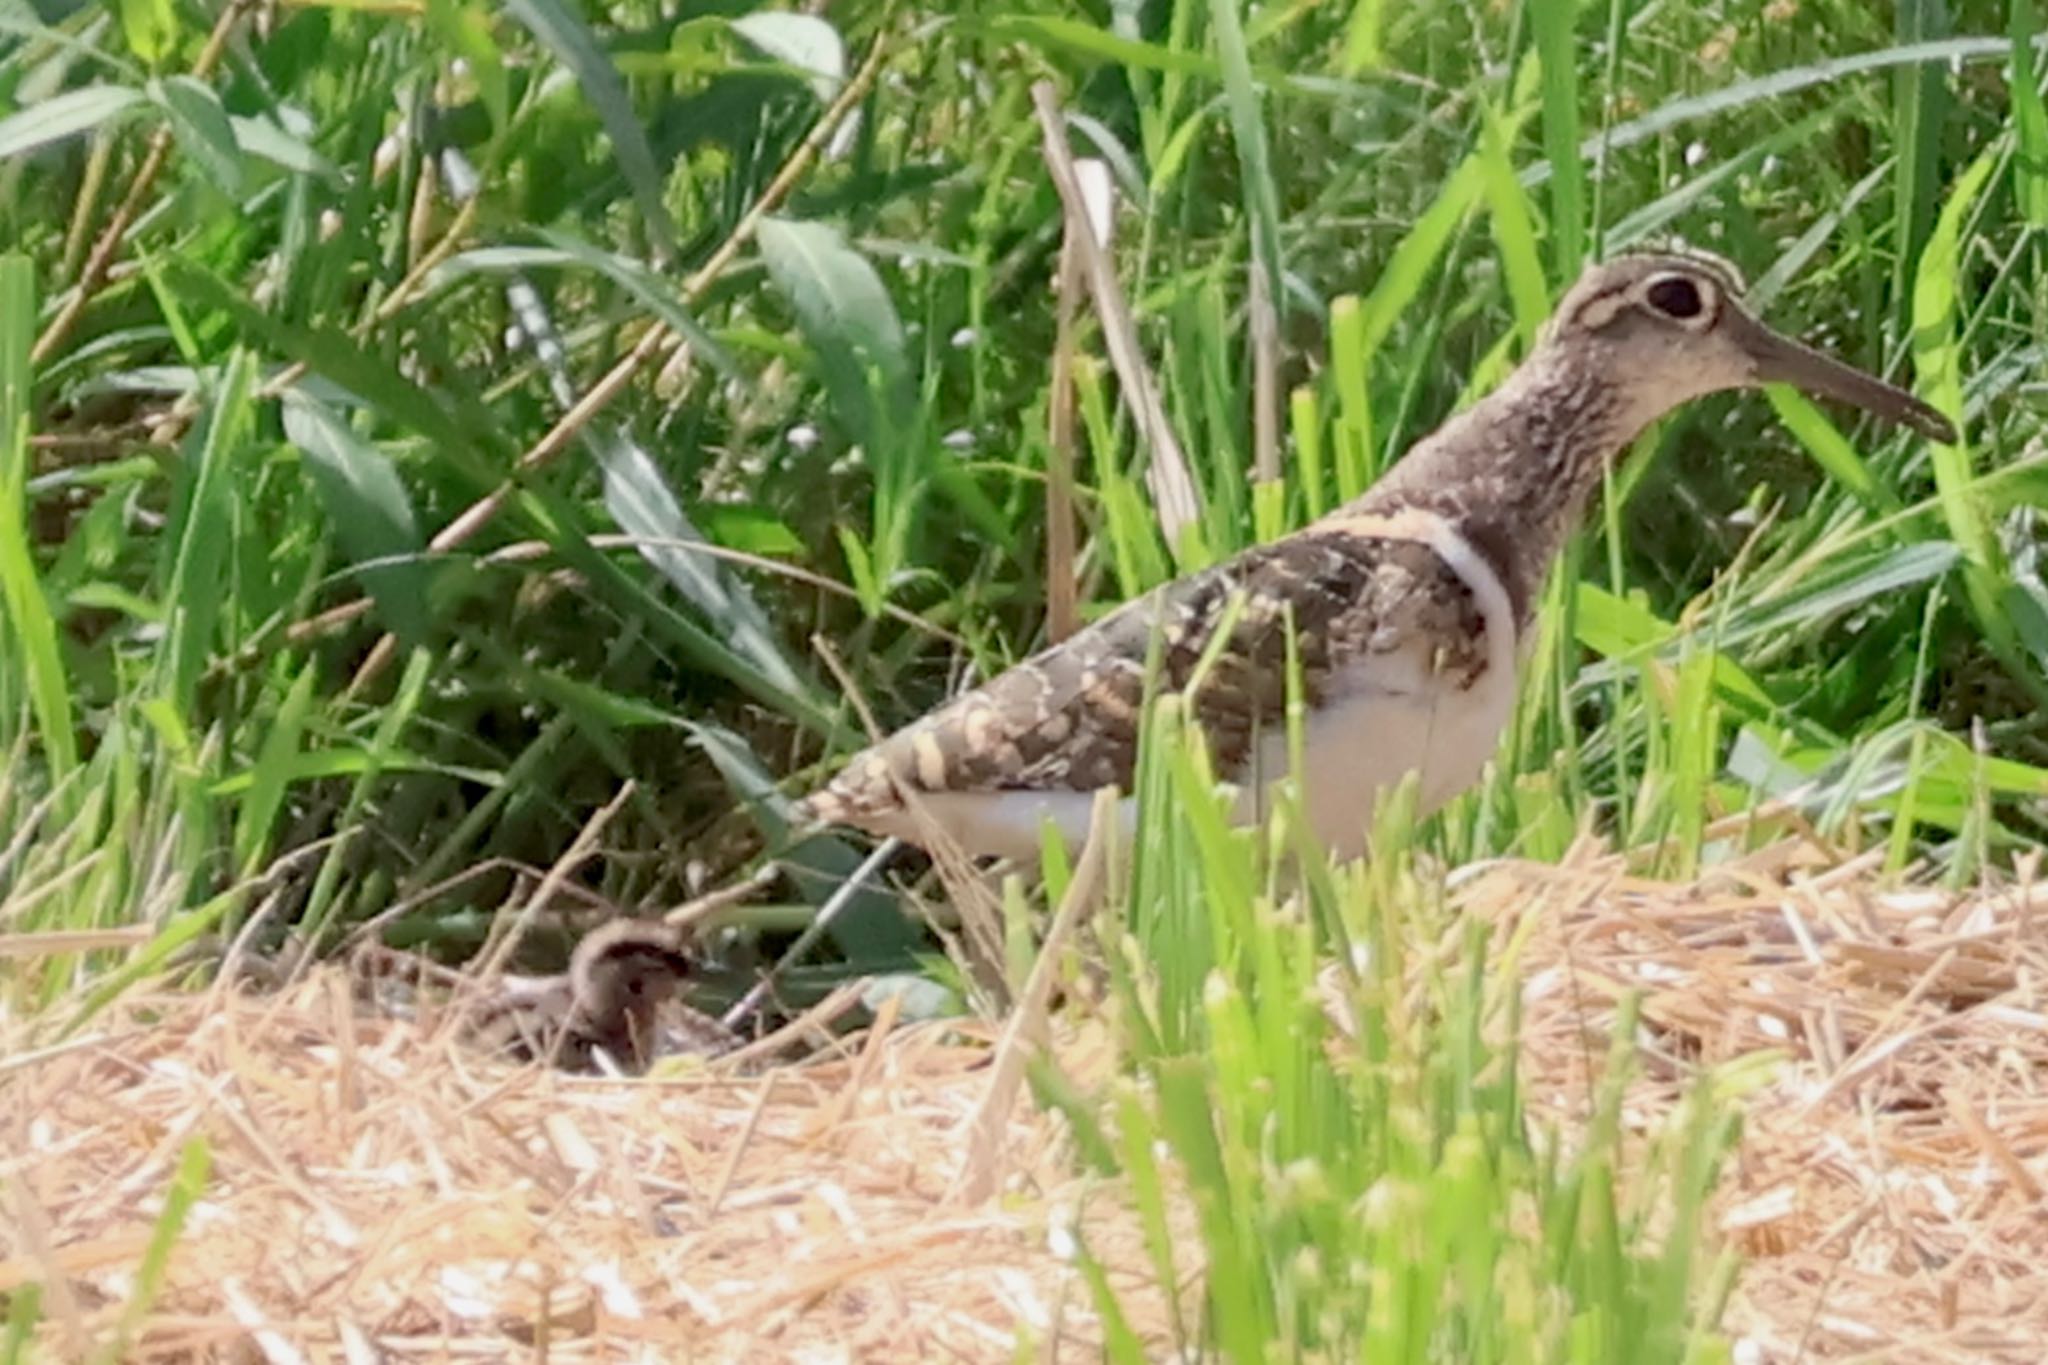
[1644,275,1706,320]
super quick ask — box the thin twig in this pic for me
[471,781,637,984]
[32,0,255,366]
[661,863,781,931]
[1030,80,1199,548]
[950,786,1113,1204]
[720,837,898,1031]
[1044,207,1084,643]
[337,31,895,693]
[1249,247,1282,486]
[139,173,489,453]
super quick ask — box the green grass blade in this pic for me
[1891,0,1951,316]
[147,74,244,198]
[281,389,430,648]
[1763,386,1900,516]
[428,232,740,381]
[233,660,319,876]
[0,86,146,162]
[0,255,76,787]
[92,1138,212,1365]
[1911,145,2039,695]
[1530,0,1586,277]
[504,0,679,261]
[593,426,819,702]
[156,349,254,715]
[2010,0,2048,224]
[1477,102,1551,347]
[1209,0,1284,383]
[160,257,508,479]
[0,1282,39,1365]
[1525,37,2012,189]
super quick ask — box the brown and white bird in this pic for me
[465,920,738,1072]
[795,251,1956,864]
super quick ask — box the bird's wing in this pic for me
[798,513,1494,832]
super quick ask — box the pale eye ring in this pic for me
[1644,273,1707,321]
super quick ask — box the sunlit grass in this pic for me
[5,0,2047,1352]
[1026,708,1757,1361]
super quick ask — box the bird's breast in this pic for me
[1234,647,1518,860]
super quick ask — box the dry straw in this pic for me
[6,836,2045,1360]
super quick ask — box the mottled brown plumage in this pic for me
[796,248,1956,862]
[813,530,1488,813]
[467,921,738,1073]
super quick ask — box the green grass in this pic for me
[1030,727,1759,1361]
[5,0,2048,1354]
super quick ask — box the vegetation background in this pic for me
[4,0,2046,1355]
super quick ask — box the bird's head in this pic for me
[1541,250,1956,444]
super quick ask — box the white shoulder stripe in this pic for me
[1320,506,1521,679]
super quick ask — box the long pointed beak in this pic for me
[1727,311,1958,444]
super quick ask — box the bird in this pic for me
[793,249,1957,866]
[463,919,738,1072]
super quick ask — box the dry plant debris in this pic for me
[1477,840,2048,1364]
[6,839,2046,1362]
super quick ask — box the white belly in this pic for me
[1232,648,1519,861]
[1227,508,1525,863]
[863,513,1523,868]
[857,788,1131,866]
[868,645,1516,868]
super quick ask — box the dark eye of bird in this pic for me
[1645,276,1704,319]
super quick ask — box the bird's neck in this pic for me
[1346,347,1641,629]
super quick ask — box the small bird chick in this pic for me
[467,920,736,1073]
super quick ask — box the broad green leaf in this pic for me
[0,85,147,161]
[698,503,805,556]
[115,0,180,66]
[230,113,341,180]
[730,11,844,100]
[281,389,431,648]
[1340,0,1385,73]
[149,76,243,197]
[590,426,813,700]
[505,0,679,261]
[757,216,910,447]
